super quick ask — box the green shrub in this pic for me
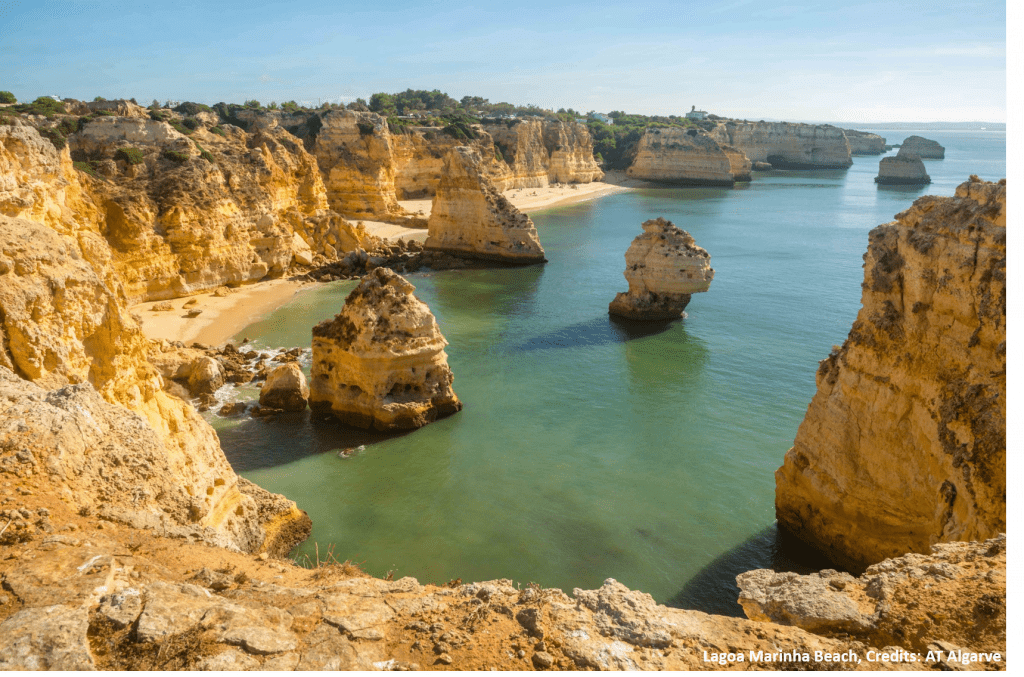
[174,101,213,116]
[94,109,115,116]
[243,99,261,109]
[161,148,190,163]
[149,110,169,122]
[73,160,102,179]
[0,91,15,104]
[0,114,14,126]
[356,121,375,136]
[193,142,215,163]
[181,117,199,130]
[168,119,193,135]
[15,96,66,116]
[55,117,82,136]
[114,147,145,165]
[209,125,226,136]
[37,127,67,150]
[93,96,107,102]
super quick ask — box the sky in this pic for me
[0,0,1007,122]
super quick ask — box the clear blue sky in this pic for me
[0,0,1006,122]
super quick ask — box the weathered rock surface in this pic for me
[627,127,736,186]
[711,121,852,168]
[609,218,714,320]
[738,535,1005,661]
[843,129,887,155]
[310,268,461,430]
[424,147,546,263]
[484,119,604,190]
[259,362,309,411]
[900,135,945,159]
[875,152,931,185]
[776,177,1005,571]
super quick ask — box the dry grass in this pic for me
[294,542,366,581]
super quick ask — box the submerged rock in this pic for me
[608,218,714,321]
[874,151,931,185]
[424,147,546,264]
[900,135,945,159]
[259,363,309,411]
[309,268,461,430]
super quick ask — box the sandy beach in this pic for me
[135,175,641,347]
[133,278,312,346]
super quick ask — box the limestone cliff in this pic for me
[900,135,945,159]
[842,129,887,155]
[2,119,376,303]
[875,152,931,185]
[721,143,752,182]
[310,268,461,430]
[711,121,852,169]
[608,218,714,320]
[776,177,1005,571]
[627,128,736,186]
[484,119,604,190]
[425,147,546,263]
[0,214,310,555]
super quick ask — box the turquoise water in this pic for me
[207,130,1004,615]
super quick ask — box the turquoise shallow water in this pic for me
[207,130,1004,615]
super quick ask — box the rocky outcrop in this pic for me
[900,135,945,159]
[776,177,1006,571]
[842,129,887,155]
[484,119,604,190]
[737,535,1005,664]
[424,147,546,263]
[0,213,310,556]
[259,362,309,411]
[608,218,714,320]
[721,143,752,182]
[1,119,376,303]
[711,121,852,169]
[875,151,931,185]
[627,127,736,186]
[310,268,461,430]
[541,120,606,184]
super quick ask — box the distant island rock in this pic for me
[310,267,462,430]
[874,151,931,185]
[608,218,714,320]
[900,135,945,159]
[841,129,887,155]
[424,146,546,263]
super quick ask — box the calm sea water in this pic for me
[206,130,1004,615]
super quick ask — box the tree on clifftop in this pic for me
[0,91,15,104]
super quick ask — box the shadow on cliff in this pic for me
[666,523,837,618]
[217,410,411,472]
[516,315,676,352]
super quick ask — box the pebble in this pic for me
[532,651,554,668]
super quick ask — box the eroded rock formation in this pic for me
[627,128,737,186]
[842,129,887,155]
[310,268,461,430]
[737,535,1005,663]
[711,121,852,169]
[875,151,931,185]
[259,362,310,411]
[776,177,1006,571]
[900,135,945,159]
[424,147,546,263]
[608,218,714,320]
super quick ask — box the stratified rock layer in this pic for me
[842,129,887,155]
[608,218,714,320]
[875,151,931,185]
[424,147,546,263]
[627,128,736,186]
[310,268,461,430]
[737,535,1005,662]
[712,121,852,169]
[900,135,945,159]
[776,177,1006,571]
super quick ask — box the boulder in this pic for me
[874,151,931,185]
[310,268,461,430]
[258,363,310,411]
[608,218,714,321]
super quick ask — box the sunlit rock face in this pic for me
[842,129,887,155]
[309,268,461,430]
[776,177,1006,572]
[627,127,736,186]
[608,218,714,321]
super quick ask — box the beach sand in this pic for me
[133,278,312,346]
[136,174,642,346]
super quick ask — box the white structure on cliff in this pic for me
[685,105,708,120]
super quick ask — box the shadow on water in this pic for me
[667,523,838,618]
[516,315,676,352]
[218,410,411,471]
[876,183,930,196]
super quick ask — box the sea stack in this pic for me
[309,267,461,430]
[899,135,945,159]
[874,151,931,185]
[626,127,737,186]
[775,177,1006,571]
[608,218,714,320]
[424,146,546,263]
[259,363,310,411]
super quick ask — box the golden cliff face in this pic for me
[712,121,852,169]
[775,177,1005,571]
[0,213,310,554]
[627,128,736,186]
[484,119,604,190]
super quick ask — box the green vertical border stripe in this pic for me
[1011,0,1019,667]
